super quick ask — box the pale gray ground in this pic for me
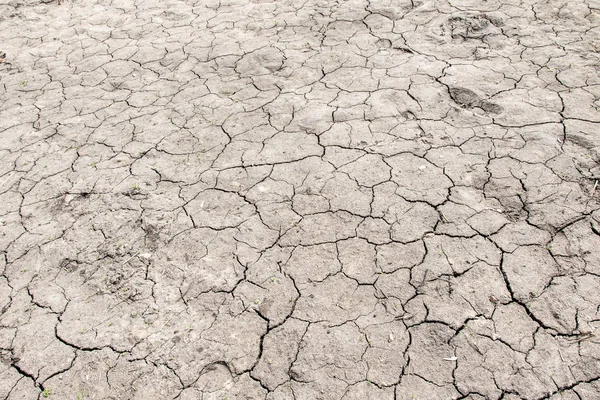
[0,0,599,399]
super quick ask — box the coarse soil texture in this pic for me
[1,0,600,399]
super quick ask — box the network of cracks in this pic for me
[0,0,599,399]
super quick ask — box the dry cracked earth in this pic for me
[1,0,600,399]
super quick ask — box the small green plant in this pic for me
[132,183,141,191]
[20,80,28,88]
[42,388,51,397]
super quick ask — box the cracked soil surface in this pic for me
[1,0,600,399]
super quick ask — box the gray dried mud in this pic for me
[0,0,600,399]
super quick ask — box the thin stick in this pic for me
[121,251,140,266]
